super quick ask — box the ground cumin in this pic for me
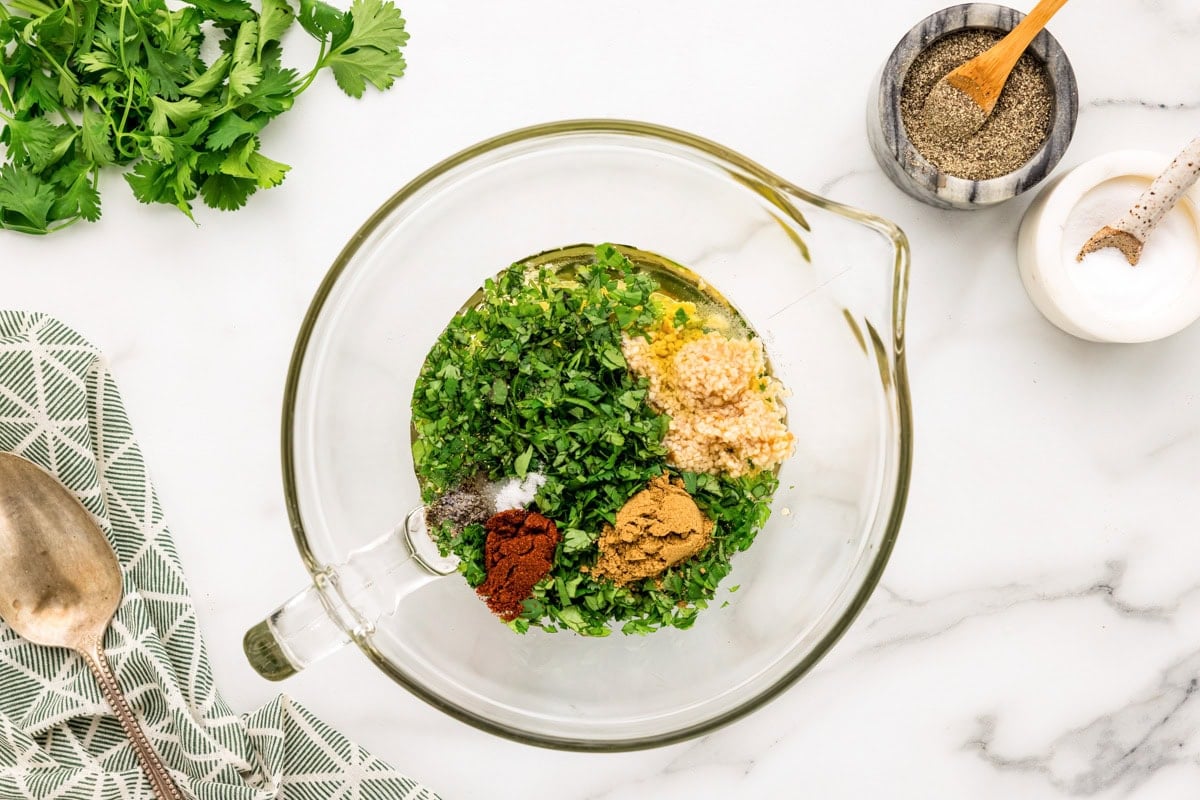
[476,509,560,621]
[589,474,713,585]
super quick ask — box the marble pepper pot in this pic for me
[868,3,1079,210]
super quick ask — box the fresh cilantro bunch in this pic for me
[0,0,407,233]
[412,244,779,636]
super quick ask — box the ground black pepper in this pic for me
[900,30,1053,181]
[922,81,988,140]
[426,475,492,532]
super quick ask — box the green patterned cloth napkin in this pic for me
[0,312,438,800]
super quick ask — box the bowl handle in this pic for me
[244,508,457,680]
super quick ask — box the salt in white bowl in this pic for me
[1017,150,1200,343]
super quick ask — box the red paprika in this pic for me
[476,509,560,621]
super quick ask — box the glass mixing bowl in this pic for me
[244,120,912,750]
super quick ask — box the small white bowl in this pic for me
[1017,150,1200,343]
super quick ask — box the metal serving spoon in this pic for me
[0,453,185,799]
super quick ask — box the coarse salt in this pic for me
[491,472,548,511]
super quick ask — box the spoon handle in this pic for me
[82,641,188,800]
[951,0,1070,111]
[999,0,1070,64]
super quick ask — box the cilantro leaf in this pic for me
[320,0,407,98]
[179,54,231,98]
[79,105,116,166]
[228,60,264,96]
[328,45,405,98]
[147,97,205,135]
[228,21,264,95]
[199,172,257,210]
[51,170,102,223]
[186,0,255,24]
[3,117,61,170]
[205,113,267,150]
[297,0,349,39]
[219,149,290,188]
[514,445,533,479]
[55,71,80,108]
[561,528,595,554]
[124,156,199,217]
[237,65,298,114]
[17,67,64,115]
[76,51,117,75]
[146,135,177,161]
[258,0,296,58]
[0,163,57,231]
[336,0,409,52]
[0,0,410,234]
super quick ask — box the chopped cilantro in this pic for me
[411,244,779,634]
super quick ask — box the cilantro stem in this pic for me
[293,40,330,96]
[65,0,80,35]
[46,215,83,233]
[6,0,54,17]
[0,79,15,113]
[0,17,14,112]
[33,46,75,90]
[114,0,137,152]
[114,80,139,157]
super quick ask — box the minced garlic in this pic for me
[624,324,794,477]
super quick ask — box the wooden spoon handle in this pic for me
[991,0,1070,76]
[82,641,188,800]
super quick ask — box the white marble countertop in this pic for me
[4,0,1200,797]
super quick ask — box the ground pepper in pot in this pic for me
[900,29,1054,180]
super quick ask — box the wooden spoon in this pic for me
[923,0,1071,138]
[0,453,185,799]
